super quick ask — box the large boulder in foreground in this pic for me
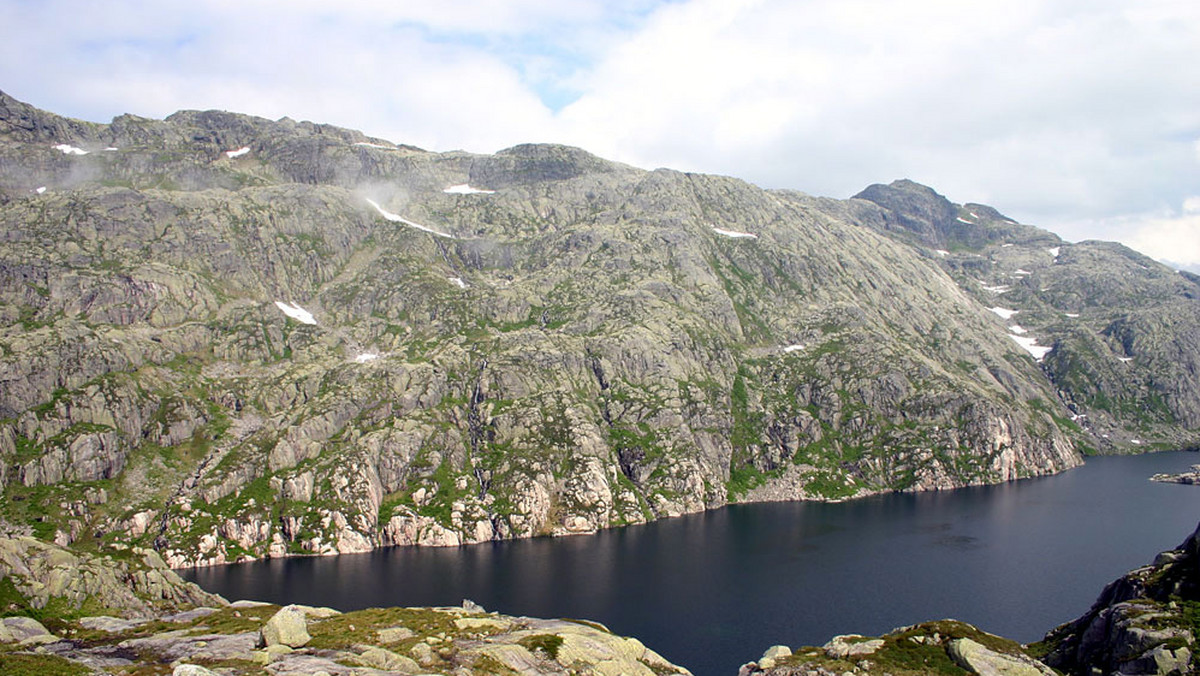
[258,605,311,648]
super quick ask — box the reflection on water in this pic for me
[186,451,1200,676]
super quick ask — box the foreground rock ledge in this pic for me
[0,599,692,675]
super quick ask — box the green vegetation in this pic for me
[518,633,564,660]
[0,653,90,676]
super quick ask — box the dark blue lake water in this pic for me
[185,451,1200,675]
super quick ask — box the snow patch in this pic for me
[1131,439,1142,445]
[225,147,250,158]
[1118,357,1133,363]
[355,352,380,364]
[1013,269,1031,275]
[104,147,118,151]
[448,277,467,289]
[1065,313,1080,318]
[989,307,1019,320]
[981,284,1011,294]
[365,199,460,239]
[54,143,88,156]
[1047,247,1061,259]
[1009,333,1051,360]
[935,249,950,257]
[443,184,495,195]
[783,344,805,353]
[1009,324,1028,335]
[1001,243,1014,248]
[956,217,972,224]
[274,301,316,325]
[969,211,978,219]
[35,186,46,194]
[353,142,395,150]
[712,227,758,239]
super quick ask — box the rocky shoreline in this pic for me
[4,518,1200,674]
[1151,464,1200,485]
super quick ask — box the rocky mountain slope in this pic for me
[0,91,1196,566]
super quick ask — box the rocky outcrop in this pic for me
[0,532,222,617]
[739,620,1055,676]
[0,596,691,675]
[1,90,1194,567]
[1036,523,1200,675]
[1152,465,1200,485]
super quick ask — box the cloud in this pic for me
[555,0,1200,222]
[1125,198,1200,268]
[1,0,1199,260]
[0,0,657,152]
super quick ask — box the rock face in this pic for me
[0,90,1195,566]
[1036,522,1200,675]
[0,532,222,617]
[855,179,1200,452]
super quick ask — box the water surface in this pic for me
[186,451,1200,675]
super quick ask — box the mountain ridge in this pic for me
[0,91,1196,567]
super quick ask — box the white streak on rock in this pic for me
[274,301,317,325]
[1009,333,1051,360]
[712,227,757,239]
[443,184,495,195]
[365,199,460,239]
[53,143,88,155]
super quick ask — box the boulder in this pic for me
[357,646,421,673]
[824,634,885,658]
[258,605,311,648]
[947,637,1055,676]
[0,616,54,643]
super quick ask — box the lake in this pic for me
[184,451,1200,675]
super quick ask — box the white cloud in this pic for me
[1125,198,1200,268]
[1,0,1199,253]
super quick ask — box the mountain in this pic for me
[0,91,1196,567]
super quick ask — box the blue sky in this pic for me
[2,0,1198,268]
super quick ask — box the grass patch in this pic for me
[0,653,90,676]
[519,633,564,660]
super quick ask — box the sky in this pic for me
[2,0,1198,269]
